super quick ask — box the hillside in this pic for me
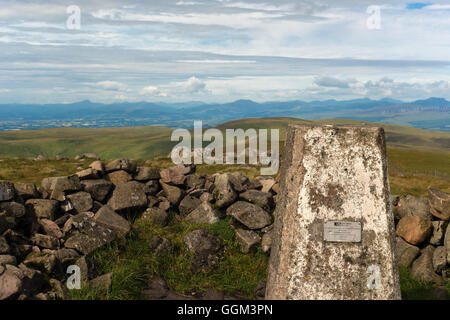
[0,117,449,160]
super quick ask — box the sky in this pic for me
[1,0,450,103]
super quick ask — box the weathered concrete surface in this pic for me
[266,125,401,300]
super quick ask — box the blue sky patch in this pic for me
[406,2,432,10]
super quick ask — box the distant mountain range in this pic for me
[0,97,449,131]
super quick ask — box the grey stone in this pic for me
[234,228,261,254]
[160,165,192,185]
[94,205,130,236]
[183,229,221,271]
[23,253,56,274]
[185,202,220,225]
[143,276,169,299]
[227,172,249,192]
[0,181,15,202]
[75,153,100,160]
[430,221,447,245]
[106,170,132,185]
[89,160,105,173]
[54,248,80,265]
[135,167,160,181]
[14,182,40,200]
[75,254,97,282]
[149,235,173,256]
[445,224,450,264]
[0,202,26,218]
[411,245,443,285]
[76,168,99,180]
[185,174,205,189]
[266,125,401,300]
[67,192,93,213]
[48,175,81,193]
[31,233,59,250]
[0,254,17,265]
[89,272,113,292]
[143,180,160,196]
[105,158,137,173]
[260,178,276,193]
[145,207,169,227]
[396,237,420,268]
[179,195,202,216]
[39,219,63,238]
[213,174,237,208]
[226,201,272,230]
[107,181,148,213]
[160,181,184,205]
[239,190,274,211]
[81,179,113,202]
[428,187,450,220]
[394,195,432,220]
[0,265,23,300]
[432,246,447,274]
[25,199,59,220]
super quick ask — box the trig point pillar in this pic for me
[266,124,401,300]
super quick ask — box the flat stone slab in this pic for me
[266,125,401,300]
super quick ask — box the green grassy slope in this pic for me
[0,117,448,160]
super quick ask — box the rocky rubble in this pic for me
[0,155,449,300]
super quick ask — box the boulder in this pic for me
[239,190,274,211]
[0,181,15,202]
[428,187,450,220]
[234,228,261,254]
[135,167,160,181]
[226,201,272,230]
[54,248,80,266]
[89,160,105,173]
[81,179,113,202]
[393,195,432,220]
[0,202,26,218]
[75,153,100,160]
[0,255,17,265]
[432,246,447,274]
[396,216,432,245]
[107,170,132,185]
[145,207,169,227]
[45,175,81,193]
[411,246,443,285]
[183,229,221,271]
[31,234,59,250]
[395,236,420,268]
[94,205,130,236]
[0,265,23,300]
[185,174,205,189]
[107,181,147,213]
[39,219,63,238]
[185,203,220,225]
[260,178,276,193]
[89,272,113,292]
[160,181,184,206]
[14,183,40,200]
[105,158,137,173]
[213,174,237,209]
[25,199,59,220]
[179,195,202,216]
[76,168,99,180]
[227,172,249,192]
[75,254,97,282]
[149,235,173,256]
[160,165,191,185]
[23,253,57,274]
[143,180,160,196]
[67,192,93,213]
[430,221,447,245]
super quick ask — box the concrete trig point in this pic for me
[266,124,401,300]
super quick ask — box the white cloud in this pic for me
[140,85,167,97]
[91,81,128,91]
[182,76,207,93]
